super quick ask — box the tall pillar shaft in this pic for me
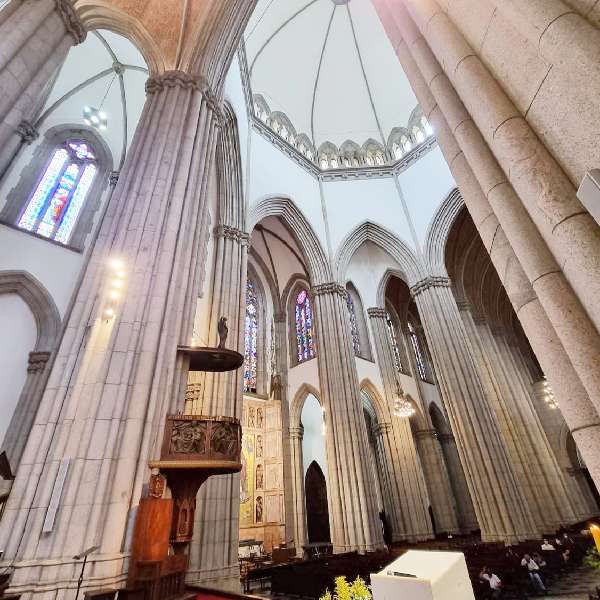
[368,308,433,541]
[289,426,307,555]
[412,279,537,542]
[0,72,221,598]
[374,0,600,415]
[373,0,600,492]
[0,0,85,177]
[312,284,382,553]
[414,429,460,534]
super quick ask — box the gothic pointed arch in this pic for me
[290,383,322,430]
[423,187,464,276]
[248,196,331,284]
[345,282,372,361]
[359,378,389,425]
[76,4,165,75]
[334,221,421,286]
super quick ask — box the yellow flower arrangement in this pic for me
[319,576,372,600]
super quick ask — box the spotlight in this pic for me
[109,290,120,300]
[104,308,115,318]
[110,258,124,270]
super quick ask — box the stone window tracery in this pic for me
[408,320,427,381]
[294,288,315,364]
[244,279,259,393]
[346,293,361,356]
[16,140,97,245]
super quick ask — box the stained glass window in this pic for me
[17,140,97,244]
[295,288,315,363]
[386,312,403,374]
[408,321,427,381]
[346,293,360,356]
[244,280,258,393]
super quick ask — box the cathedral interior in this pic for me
[0,0,600,599]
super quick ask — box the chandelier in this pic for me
[393,380,415,418]
[541,376,558,409]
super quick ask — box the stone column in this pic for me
[463,308,576,531]
[414,429,460,534]
[374,0,600,414]
[311,284,383,553]
[1,351,51,471]
[289,426,307,556]
[412,278,538,542]
[0,71,223,598]
[367,308,433,541]
[373,0,600,493]
[0,0,85,177]
[187,104,248,590]
[437,432,479,532]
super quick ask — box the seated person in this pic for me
[541,539,556,551]
[480,566,503,599]
[521,554,547,594]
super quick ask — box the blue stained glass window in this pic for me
[347,293,360,356]
[295,289,315,363]
[17,140,97,244]
[244,280,258,392]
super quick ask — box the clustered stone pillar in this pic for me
[372,0,600,492]
[289,425,307,555]
[414,429,460,535]
[412,278,538,542]
[2,351,51,471]
[459,306,577,531]
[188,106,249,590]
[0,0,85,177]
[0,70,223,597]
[311,284,382,552]
[367,308,433,541]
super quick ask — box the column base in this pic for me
[1,553,128,600]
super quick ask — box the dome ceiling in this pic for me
[244,0,420,152]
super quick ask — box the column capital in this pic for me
[311,282,347,298]
[367,307,387,319]
[17,120,39,144]
[289,426,304,440]
[415,428,438,440]
[455,300,471,312]
[410,276,451,297]
[27,351,51,374]
[145,71,223,119]
[373,422,392,436]
[55,0,86,44]
[213,225,249,245]
[438,433,454,443]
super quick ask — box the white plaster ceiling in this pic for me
[245,0,419,149]
[39,30,148,170]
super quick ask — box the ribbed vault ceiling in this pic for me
[245,0,419,150]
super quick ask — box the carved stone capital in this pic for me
[438,433,454,443]
[55,0,86,44]
[455,300,471,312]
[367,307,387,319]
[214,225,249,245]
[109,171,120,187]
[373,422,392,436]
[471,313,486,325]
[27,351,51,374]
[410,276,451,297]
[415,428,438,440]
[17,120,39,144]
[145,71,223,119]
[289,426,304,441]
[311,282,347,298]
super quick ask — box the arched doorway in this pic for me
[305,461,330,544]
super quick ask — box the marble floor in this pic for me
[546,562,600,599]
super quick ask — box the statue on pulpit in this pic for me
[217,316,228,349]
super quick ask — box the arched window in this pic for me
[401,135,412,152]
[295,288,315,363]
[365,153,374,167]
[320,157,329,170]
[244,280,259,392]
[386,312,404,374]
[421,116,433,136]
[17,140,97,244]
[346,293,360,355]
[413,126,425,144]
[330,157,338,169]
[306,149,314,161]
[375,152,384,166]
[392,143,403,160]
[408,321,427,381]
